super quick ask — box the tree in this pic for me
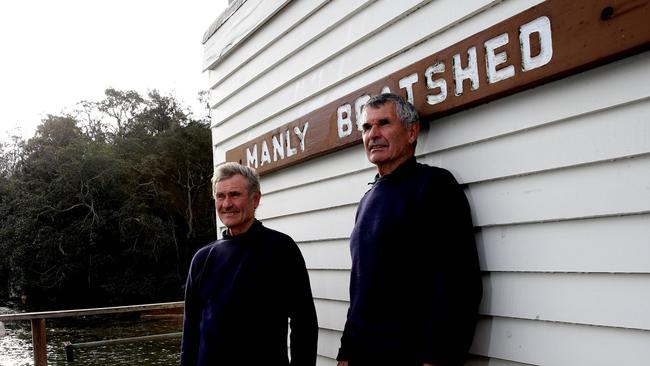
[97,88,145,136]
[0,132,25,178]
[197,90,212,121]
[0,90,215,310]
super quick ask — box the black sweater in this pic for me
[338,158,482,365]
[181,220,318,366]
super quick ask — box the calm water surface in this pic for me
[0,308,182,366]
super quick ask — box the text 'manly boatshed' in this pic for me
[201,1,650,365]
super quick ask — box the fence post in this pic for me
[31,318,47,366]
[64,341,75,361]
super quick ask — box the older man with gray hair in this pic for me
[337,93,482,366]
[181,162,318,366]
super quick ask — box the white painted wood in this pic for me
[481,273,650,331]
[260,144,372,194]
[299,240,352,270]
[310,302,650,366]
[314,298,348,331]
[260,153,650,224]
[315,335,527,365]
[477,214,650,273]
[212,51,650,177]
[465,357,536,366]
[419,51,650,156]
[314,297,650,364]
[260,204,356,242]
[468,154,650,227]
[471,317,650,366]
[209,0,430,110]
[209,0,541,139]
[316,354,337,366]
[210,127,221,169]
[206,0,330,86]
[204,1,650,365]
[318,328,343,360]
[208,0,374,93]
[310,271,650,335]
[260,92,650,196]
[202,0,292,70]
[256,169,370,219]
[421,97,650,184]
[308,269,350,302]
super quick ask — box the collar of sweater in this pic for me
[222,219,263,240]
[370,156,417,185]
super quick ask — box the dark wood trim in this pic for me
[0,301,184,321]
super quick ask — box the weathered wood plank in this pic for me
[471,317,650,366]
[469,154,650,227]
[481,272,650,331]
[31,318,47,366]
[477,214,650,273]
[0,301,184,322]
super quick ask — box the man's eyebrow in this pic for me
[216,190,241,195]
[363,117,390,124]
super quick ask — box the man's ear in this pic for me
[408,122,420,144]
[253,191,261,209]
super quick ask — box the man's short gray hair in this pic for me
[364,93,420,128]
[212,162,260,197]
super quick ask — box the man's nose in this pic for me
[367,124,380,139]
[219,196,233,208]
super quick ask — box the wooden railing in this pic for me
[0,301,184,366]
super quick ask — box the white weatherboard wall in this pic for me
[202,0,650,365]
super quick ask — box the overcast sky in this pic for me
[0,0,228,142]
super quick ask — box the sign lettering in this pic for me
[227,0,650,174]
[245,122,309,169]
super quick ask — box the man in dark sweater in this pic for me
[181,162,318,366]
[337,94,482,366]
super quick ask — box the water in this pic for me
[0,310,182,366]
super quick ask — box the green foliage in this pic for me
[0,132,24,178]
[0,89,214,310]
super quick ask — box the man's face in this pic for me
[214,174,260,236]
[361,102,419,176]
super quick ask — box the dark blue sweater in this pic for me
[338,158,482,365]
[181,220,318,366]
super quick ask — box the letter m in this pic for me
[246,144,258,168]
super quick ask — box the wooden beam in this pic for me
[0,302,185,366]
[0,301,184,322]
[31,318,47,366]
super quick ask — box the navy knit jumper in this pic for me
[338,157,482,366]
[181,220,317,366]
